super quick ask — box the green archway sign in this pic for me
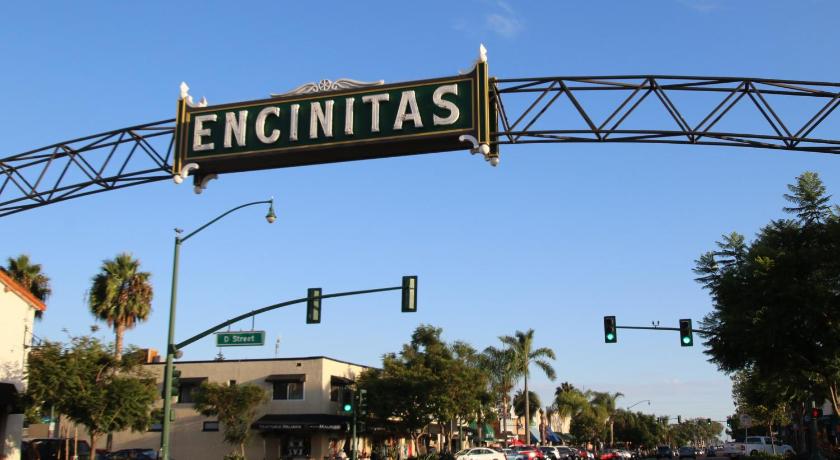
[174,47,495,185]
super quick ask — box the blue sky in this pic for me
[2,0,840,430]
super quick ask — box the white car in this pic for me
[455,448,506,460]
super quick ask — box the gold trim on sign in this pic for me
[186,127,474,161]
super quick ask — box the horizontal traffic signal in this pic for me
[604,316,617,343]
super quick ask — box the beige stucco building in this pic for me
[0,270,46,460]
[108,356,404,460]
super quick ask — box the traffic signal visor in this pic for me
[401,276,417,313]
[679,319,693,347]
[307,288,322,324]
[604,316,617,343]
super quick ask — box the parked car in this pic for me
[678,447,696,460]
[721,437,794,458]
[24,438,92,460]
[455,448,506,460]
[501,448,520,460]
[656,446,674,460]
[541,447,563,460]
[108,448,159,459]
[599,450,622,460]
[556,446,577,460]
[512,446,546,460]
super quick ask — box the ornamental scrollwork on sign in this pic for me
[271,78,385,98]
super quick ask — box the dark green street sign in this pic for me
[174,50,494,180]
[215,330,265,347]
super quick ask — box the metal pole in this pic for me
[160,234,181,460]
[352,396,358,460]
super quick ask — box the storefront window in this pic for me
[273,380,304,400]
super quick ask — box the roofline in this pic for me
[146,355,373,369]
[0,270,46,312]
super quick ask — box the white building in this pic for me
[0,269,46,459]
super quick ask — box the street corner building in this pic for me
[0,270,46,459]
[105,356,407,460]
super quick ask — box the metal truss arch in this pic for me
[3,75,840,217]
[491,75,840,154]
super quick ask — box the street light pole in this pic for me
[159,199,276,460]
[625,400,651,411]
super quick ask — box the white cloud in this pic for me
[454,0,523,39]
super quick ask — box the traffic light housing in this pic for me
[677,415,682,424]
[358,389,368,416]
[163,368,182,398]
[679,319,693,346]
[306,288,322,324]
[604,316,617,343]
[401,276,417,313]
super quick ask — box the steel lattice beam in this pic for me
[0,120,175,217]
[3,75,840,217]
[492,75,840,154]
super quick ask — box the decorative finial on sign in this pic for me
[179,82,208,108]
[478,43,487,63]
[459,135,499,167]
[179,82,190,100]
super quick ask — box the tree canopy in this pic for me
[694,171,840,415]
[193,382,267,460]
[26,337,157,451]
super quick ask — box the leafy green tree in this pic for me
[694,172,840,417]
[612,410,665,448]
[4,254,51,318]
[88,253,153,361]
[731,368,790,453]
[358,325,489,453]
[25,337,157,451]
[193,382,267,460]
[570,410,602,445]
[500,329,556,439]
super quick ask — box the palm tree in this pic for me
[482,346,518,444]
[88,253,153,361]
[4,254,51,318]
[554,382,589,430]
[589,391,623,447]
[500,329,556,443]
[513,390,541,426]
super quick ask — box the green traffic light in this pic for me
[606,333,615,341]
[682,336,692,345]
[343,403,352,412]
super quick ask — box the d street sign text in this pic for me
[174,49,494,180]
[215,331,266,347]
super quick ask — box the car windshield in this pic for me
[456,450,470,457]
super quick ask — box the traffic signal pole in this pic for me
[352,398,358,460]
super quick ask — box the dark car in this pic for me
[678,447,696,460]
[25,438,92,460]
[108,449,159,460]
[656,446,674,460]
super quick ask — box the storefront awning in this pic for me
[265,374,306,382]
[330,376,354,385]
[529,427,540,444]
[253,414,350,431]
[546,427,561,443]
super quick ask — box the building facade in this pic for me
[109,356,399,460]
[0,270,45,460]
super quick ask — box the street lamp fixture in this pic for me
[159,198,275,460]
